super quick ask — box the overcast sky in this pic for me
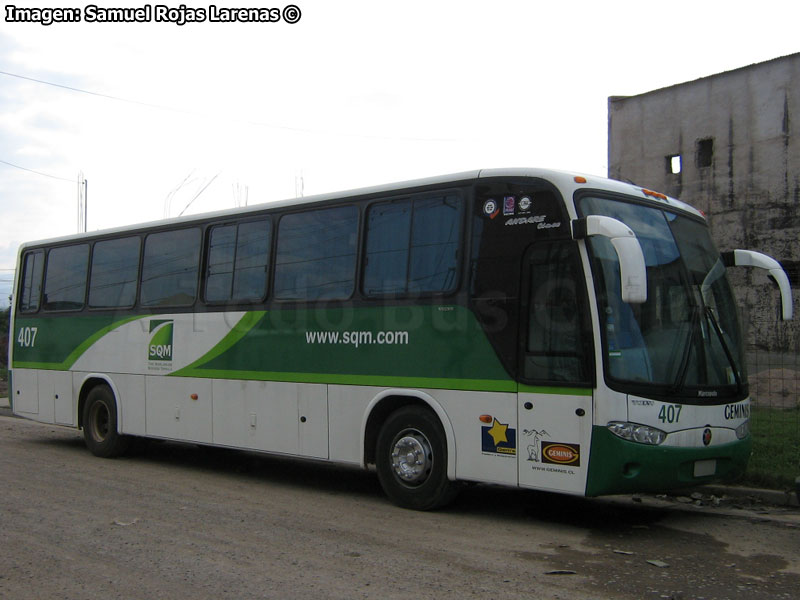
[1,0,798,306]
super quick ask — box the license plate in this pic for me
[694,459,716,477]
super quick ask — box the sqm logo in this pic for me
[148,320,174,361]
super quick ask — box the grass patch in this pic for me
[742,406,800,490]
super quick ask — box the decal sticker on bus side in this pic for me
[481,418,516,456]
[541,442,581,466]
[148,319,174,372]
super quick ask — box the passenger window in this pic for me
[274,206,358,300]
[43,244,89,311]
[364,194,462,296]
[19,250,44,313]
[206,219,271,303]
[140,228,201,306]
[89,236,141,308]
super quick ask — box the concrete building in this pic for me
[608,53,800,363]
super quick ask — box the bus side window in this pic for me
[43,244,89,311]
[274,206,358,301]
[89,236,141,309]
[19,250,45,313]
[140,228,201,307]
[524,242,593,384]
[363,194,462,296]
[363,200,412,295]
[206,218,272,303]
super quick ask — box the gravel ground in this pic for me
[1,414,799,600]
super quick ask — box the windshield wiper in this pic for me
[703,305,743,392]
[671,304,701,394]
[700,263,744,392]
[671,301,743,396]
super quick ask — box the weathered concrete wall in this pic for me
[609,54,800,354]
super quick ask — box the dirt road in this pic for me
[1,413,798,600]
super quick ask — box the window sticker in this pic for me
[483,199,500,219]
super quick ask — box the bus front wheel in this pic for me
[375,406,458,510]
[82,385,130,458]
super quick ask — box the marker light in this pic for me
[479,415,493,424]
[608,421,667,446]
[641,188,668,201]
[574,176,587,184]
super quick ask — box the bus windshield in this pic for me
[579,195,746,398]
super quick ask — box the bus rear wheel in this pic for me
[376,406,459,510]
[82,385,130,458]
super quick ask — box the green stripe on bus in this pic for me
[171,368,518,392]
[177,306,513,386]
[517,384,592,396]
[174,311,267,375]
[12,315,147,370]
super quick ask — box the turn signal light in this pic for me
[735,420,750,439]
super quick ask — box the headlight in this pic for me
[735,420,750,439]
[608,421,667,446]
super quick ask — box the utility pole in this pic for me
[77,172,88,233]
[233,182,249,208]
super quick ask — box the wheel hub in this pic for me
[391,431,432,486]
[89,403,110,443]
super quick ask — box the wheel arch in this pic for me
[361,389,457,481]
[76,374,121,430]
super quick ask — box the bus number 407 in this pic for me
[17,326,38,348]
[658,404,682,424]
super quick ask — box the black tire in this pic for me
[375,406,459,510]
[82,385,130,458]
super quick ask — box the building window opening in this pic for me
[666,154,682,175]
[697,138,714,168]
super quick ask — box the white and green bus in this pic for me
[8,168,793,509]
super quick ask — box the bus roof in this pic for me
[17,167,703,250]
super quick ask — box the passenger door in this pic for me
[518,241,594,494]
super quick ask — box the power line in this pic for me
[0,69,463,143]
[0,158,73,183]
[178,173,220,216]
[0,69,176,113]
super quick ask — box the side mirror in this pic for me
[572,216,647,304]
[722,249,793,320]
